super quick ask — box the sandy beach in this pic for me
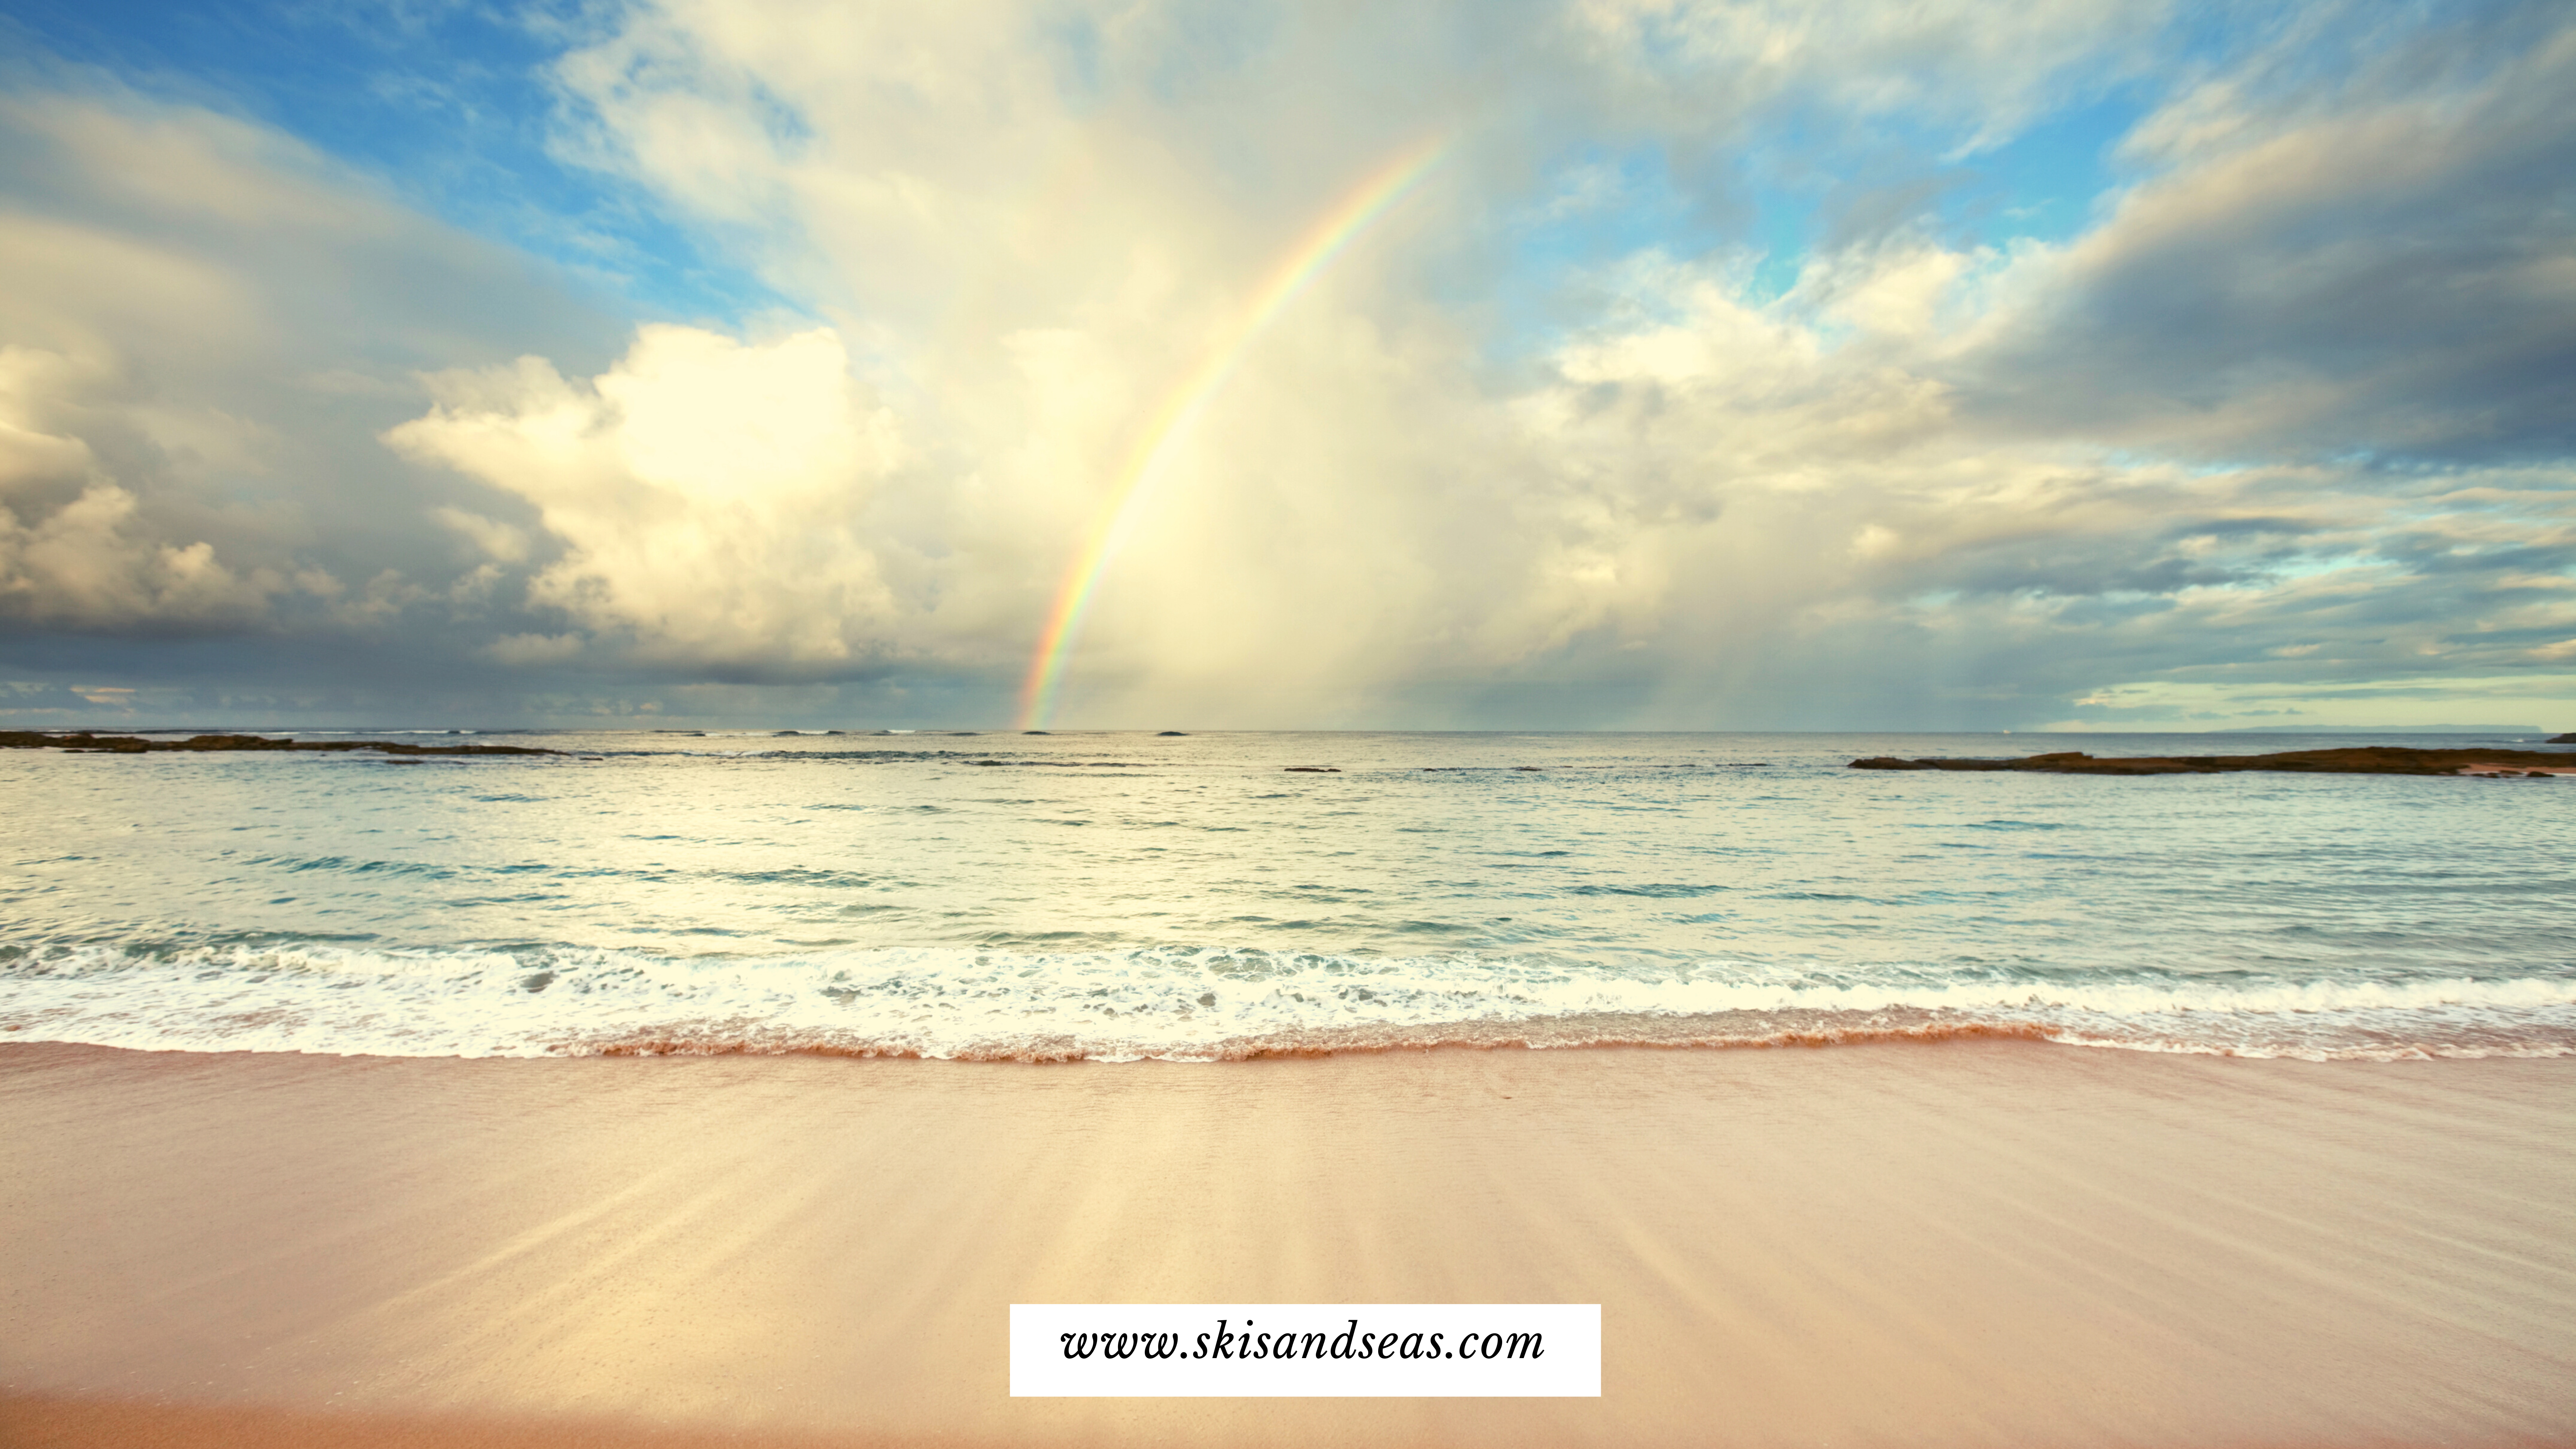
[2,1040,2570,1447]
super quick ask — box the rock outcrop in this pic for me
[1851,747,2571,776]
[0,731,556,757]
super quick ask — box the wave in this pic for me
[3,941,2571,1064]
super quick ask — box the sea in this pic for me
[3,730,2570,1063]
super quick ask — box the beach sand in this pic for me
[2,1040,2570,1447]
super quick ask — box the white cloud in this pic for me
[0,481,280,630]
[8,3,2573,729]
[388,326,916,671]
[0,84,617,651]
[1573,0,2175,150]
[431,507,532,564]
[0,345,282,628]
[359,0,2576,725]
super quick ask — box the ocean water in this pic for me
[3,729,2570,1063]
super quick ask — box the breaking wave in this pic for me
[4,940,2571,1063]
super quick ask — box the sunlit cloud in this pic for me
[388,325,913,674]
[0,0,2569,729]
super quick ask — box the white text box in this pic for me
[1009,1303,1600,1397]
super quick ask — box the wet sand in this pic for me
[2,1040,2570,1447]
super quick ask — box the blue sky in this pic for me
[1,0,775,320]
[0,0,2569,730]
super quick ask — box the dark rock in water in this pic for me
[1023,730,1050,736]
[1157,731,1187,736]
[2553,733,2576,744]
[0,730,556,757]
[1285,766,1341,773]
[1851,746,2572,777]
[1513,765,1541,772]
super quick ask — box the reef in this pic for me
[1850,746,2572,776]
[0,731,558,757]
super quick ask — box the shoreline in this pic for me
[17,1000,2569,1066]
[5,1039,2571,1446]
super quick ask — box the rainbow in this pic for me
[1015,134,1450,730]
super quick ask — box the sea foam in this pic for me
[5,941,2570,1063]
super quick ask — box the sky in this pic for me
[0,0,2570,732]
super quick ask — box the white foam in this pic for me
[3,942,2572,1062]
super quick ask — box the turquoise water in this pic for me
[3,730,2570,1060]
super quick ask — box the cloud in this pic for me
[0,345,283,629]
[1574,0,2177,151]
[369,0,2576,726]
[6,1,2572,729]
[484,631,586,666]
[1959,6,2576,461]
[388,325,917,674]
[0,81,620,660]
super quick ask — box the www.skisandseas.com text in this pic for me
[1058,1318,1543,1363]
